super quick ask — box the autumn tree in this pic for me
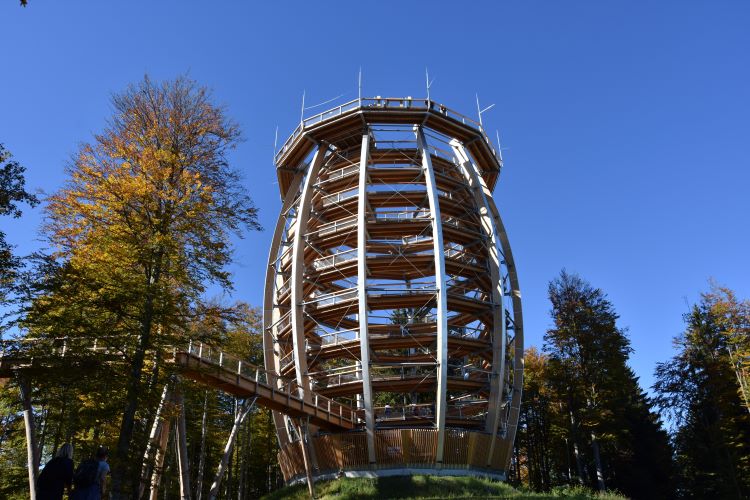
[702,283,750,413]
[40,75,260,497]
[654,283,750,498]
[514,348,558,490]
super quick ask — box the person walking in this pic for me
[72,446,110,500]
[37,443,74,500]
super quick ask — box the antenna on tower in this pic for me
[495,129,504,164]
[425,68,435,101]
[300,90,306,126]
[475,93,495,128]
[273,125,279,165]
[358,67,362,102]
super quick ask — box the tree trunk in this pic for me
[226,441,233,499]
[36,405,48,465]
[51,400,66,457]
[208,398,254,500]
[590,431,605,491]
[567,401,585,485]
[113,262,161,499]
[563,438,572,483]
[18,376,38,500]
[195,391,209,500]
[239,411,251,499]
[113,338,151,496]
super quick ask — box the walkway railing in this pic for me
[0,336,357,430]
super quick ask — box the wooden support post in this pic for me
[208,398,255,500]
[139,383,171,499]
[416,126,449,465]
[149,392,175,500]
[290,143,328,398]
[289,143,327,464]
[263,166,306,447]
[295,419,316,499]
[450,139,506,466]
[357,130,377,466]
[451,140,525,470]
[18,375,38,500]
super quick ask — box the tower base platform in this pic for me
[278,428,511,484]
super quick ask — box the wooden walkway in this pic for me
[0,338,356,431]
[174,346,355,430]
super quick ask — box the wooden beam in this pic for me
[291,143,328,397]
[453,141,524,470]
[450,139,506,466]
[17,375,38,500]
[415,126,449,465]
[264,167,305,448]
[356,130,377,465]
[174,383,191,500]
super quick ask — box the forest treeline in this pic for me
[0,75,749,499]
[511,273,750,499]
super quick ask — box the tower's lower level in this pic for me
[278,428,509,483]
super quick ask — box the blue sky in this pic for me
[2,1,749,394]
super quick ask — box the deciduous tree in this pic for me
[41,75,260,497]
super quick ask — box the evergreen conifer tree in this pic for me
[537,270,674,498]
[654,284,750,498]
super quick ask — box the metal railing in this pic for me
[316,328,359,346]
[312,249,358,271]
[183,341,356,423]
[0,336,126,362]
[306,216,358,239]
[374,209,431,221]
[315,164,359,187]
[321,189,358,208]
[274,97,497,167]
[304,288,358,307]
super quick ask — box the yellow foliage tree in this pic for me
[703,282,750,414]
[42,75,260,496]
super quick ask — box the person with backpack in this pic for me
[37,443,74,500]
[72,446,110,500]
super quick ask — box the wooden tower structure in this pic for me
[263,97,523,482]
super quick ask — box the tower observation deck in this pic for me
[264,96,523,482]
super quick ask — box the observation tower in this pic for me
[263,97,523,482]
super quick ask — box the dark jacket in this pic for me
[37,456,74,500]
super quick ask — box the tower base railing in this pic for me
[277,428,511,483]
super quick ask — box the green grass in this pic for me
[261,475,627,499]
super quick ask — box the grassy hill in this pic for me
[261,475,626,499]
